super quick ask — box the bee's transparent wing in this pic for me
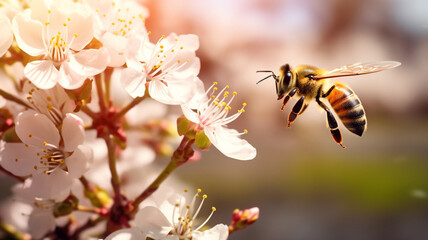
[312,61,401,80]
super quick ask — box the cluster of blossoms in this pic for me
[0,0,257,239]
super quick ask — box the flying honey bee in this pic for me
[257,61,401,148]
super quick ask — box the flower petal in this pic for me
[12,11,45,56]
[204,126,256,160]
[15,110,60,148]
[29,170,72,200]
[57,62,87,89]
[135,206,173,239]
[192,224,229,240]
[0,16,13,57]
[0,143,40,176]
[65,145,93,179]
[24,60,60,89]
[62,113,85,152]
[68,48,110,76]
[121,67,146,98]
[105,228,146,240]
[28,208,56,239]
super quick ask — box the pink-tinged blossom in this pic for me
[181,83,257,160]
[121,33,202,105]
[0,15,13,57]
[85,0,149,67]
[106,189,228,240]
[12,0,109,89]
[0,110,93,200]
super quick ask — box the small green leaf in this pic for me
[54,195,79,217]
[84,185,111,208]
[195,130,211,150]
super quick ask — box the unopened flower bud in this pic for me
[228,207,259,234]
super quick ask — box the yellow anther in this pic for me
[74,33,78,37]
[212,207,217,211]
[43,141,47,146]
[213,87,218,91]
[243,102,247,106]
[203,194,207,199]
[186,205,190,209]
[15,158,18,162]
[184,189,188,193]
[25,144,29,147]
[45,22,50,26]
[233,91,237,96]
[28,134,32,138]
[148,31,152,35]
[226,85,229,88]
[63,23,67,27]
[213,82,218,85]
[244,129,248,134]
[222,102,227,106]
[211,95,215,99]
[176,203,180,207]
[34,165,38,170]
[48,10,51,14]
[180,46,183,50]
[161,35,165,38]
[197,188,202,193]
[187,59,190,62]
[227,106,232,110]
[171,49,175,52]
[175,38,178,41]
[195,194,200,198]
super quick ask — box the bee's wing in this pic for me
[312,61,401,80]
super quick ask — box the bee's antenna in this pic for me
[256,70,277,84]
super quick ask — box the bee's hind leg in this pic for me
[316,97,345,148]
[287,96,305,127]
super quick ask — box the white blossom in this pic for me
[12,0,109,89]
[181,83,256,160]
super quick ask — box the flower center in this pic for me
[21,140,67,176]
[101,1,146,38]
[198,82,247,128]
[144,35,189,83]
[171,189,216,239]
[26,86,64,126]
[43,11,78,64]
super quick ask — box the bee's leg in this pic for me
[287,96,305,127]
[316,97,345,148]
[322,85,335,98]
[281,88,297,111]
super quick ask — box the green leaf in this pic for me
[195,130,211,150]
[84,185,111,208]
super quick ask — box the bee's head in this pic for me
[257,64,294,99]
[276,64,293,99]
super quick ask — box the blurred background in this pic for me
[143,0,428,239]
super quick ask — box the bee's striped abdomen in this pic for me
[326,83,367,136]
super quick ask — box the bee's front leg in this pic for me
[281,88,297,111]
[287,95,305,127]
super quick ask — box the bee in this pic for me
[257,61,401,148]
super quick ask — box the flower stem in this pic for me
[104,133,121,202]
[0,88,32,109]
[80,105,97,120]
[95,73,107,112]
[130,136,194,216]
[115,96,146,120]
